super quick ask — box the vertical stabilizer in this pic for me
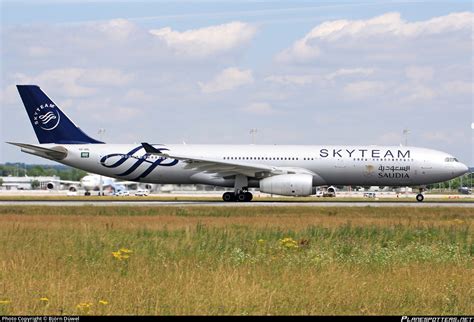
[16,85,103,144]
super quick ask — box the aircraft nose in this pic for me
[457,163,469,176]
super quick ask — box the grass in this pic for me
[0,206,472,315]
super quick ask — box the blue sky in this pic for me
[1,0,473,164]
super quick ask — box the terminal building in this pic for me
[0,176,60,190]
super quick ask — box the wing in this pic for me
[141,143,315,178]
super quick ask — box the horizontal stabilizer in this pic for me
[7,142,68,160]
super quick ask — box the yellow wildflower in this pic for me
[98,300,109,305]
[112,248,133,261]
[39,297,49,303]
[279,237,298,249]
[76,302,93,312]
[0,300,11,305]
[112,251,122,259]
[257,239,265,244]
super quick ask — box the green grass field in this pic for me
[0,194,472,202]
[0,205,472,315]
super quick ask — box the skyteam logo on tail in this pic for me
[33,104,60,131]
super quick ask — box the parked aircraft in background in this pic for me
[46,173,137,195]
[8,85,469,202]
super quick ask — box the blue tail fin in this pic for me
[17,85,103,144]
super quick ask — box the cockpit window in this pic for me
[444,157,459,162]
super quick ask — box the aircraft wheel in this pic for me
[416,194,424,202]
[245,192,253,202]
[223,192,235,202]
[84,191,91,196]
[237,192,247,202]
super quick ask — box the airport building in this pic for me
[0,176,60,190]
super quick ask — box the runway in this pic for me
[0,200,473,207]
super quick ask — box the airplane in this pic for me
[45,173,139,195]
[7,85,469,202]
[79,174,144,194]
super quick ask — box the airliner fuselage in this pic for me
[31,143,467,188]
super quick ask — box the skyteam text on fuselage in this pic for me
[9,85,469,202]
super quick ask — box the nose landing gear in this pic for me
[416,187,425,202]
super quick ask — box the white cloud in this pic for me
[264,75,315,86]
[242,102,275,115]
[74,97,140,122]
[421,130,465,144]
[149,21,257,57]
[13,69,97,98]
[198,67,254,93]
[403,85,436,102]
[78,69,134,87]
[94,18,136,41]
[27,46,53,57]
[276,12,473,63]
[405,66,434,82]
[343,81,386,100]
[263,68,375,88]
[375,131,405,145]
[123,89,154,103]
[10,68,133,98]
[326,68,375,80]
[442,81,473,95]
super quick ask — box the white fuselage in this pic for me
[38,143,468,188]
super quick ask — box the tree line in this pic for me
[0,163,87,181]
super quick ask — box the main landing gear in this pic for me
[223,174,253,202]
[222,190,253,202]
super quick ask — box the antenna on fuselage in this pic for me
[249,128,258,144]
[402,129,410,146]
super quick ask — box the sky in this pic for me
[1,0,473,165]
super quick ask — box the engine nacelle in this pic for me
[68,185,78,192]
[259,174,315,196]
[46,182,55,190]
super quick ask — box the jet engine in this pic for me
[259,174,316,196]
[46,182,77,192]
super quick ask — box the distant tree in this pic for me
[28,166,45,177]
[57,168,87,181]
[0,178,3,187]
[31,180,40,190]
[44,168,57,177]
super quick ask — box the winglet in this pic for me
[141,143,169,154]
